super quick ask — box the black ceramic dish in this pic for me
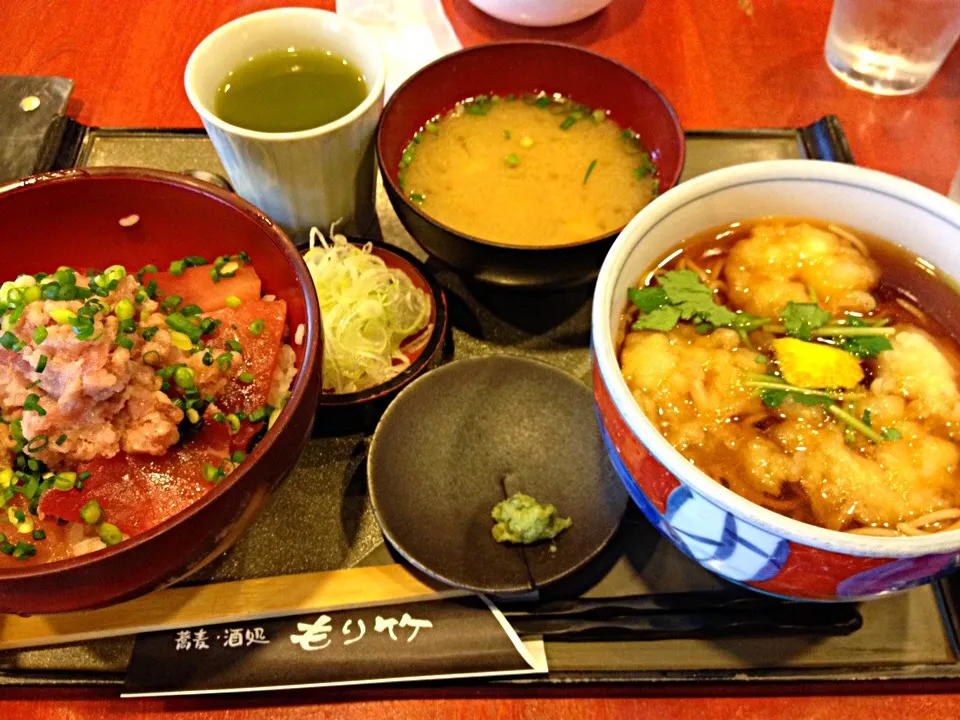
[310,238,448,436]
[367,356,628,596]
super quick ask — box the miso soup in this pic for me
[399,94,660,247]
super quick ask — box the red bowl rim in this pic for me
[376,40,686,253]
[0,166,322,581]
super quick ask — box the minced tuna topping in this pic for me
[0,255,296,564]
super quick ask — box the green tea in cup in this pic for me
[214,48,368,133]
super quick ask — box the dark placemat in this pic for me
[2,117,959,688]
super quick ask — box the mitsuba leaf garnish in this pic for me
[751,374,834,410]
[838,316,894,358]
[629,270,767,334]
[746,373,901,444]
[779,302,831,341]
[632,305,681,332]
[627,286,667,313]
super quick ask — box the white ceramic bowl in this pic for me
[592,159,960,601]
[184,8,386,237]
[468,0,612,27]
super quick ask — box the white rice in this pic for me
[267,344,297,411]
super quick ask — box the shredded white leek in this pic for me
[304,226,431,394]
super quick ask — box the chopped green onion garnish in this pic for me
[225,296,242,309]
[78,471,91,482]
[54,472,76,491]
[116,335,134,351]
[169,260,186,276]
[23,394,46,417]
[31,529,45,541]
[173,366,195,390]
[199,318,220,336]
[165,313,201,343]
[231,450,246,464]
[50,308,77,325]
[25,434,48,452]
[560,116,577,130]
[55,434,67,446]
[80,499,101,525]
[225,414,241,435]
[142,350,161,366]
[186,408,200,424]
[504,153,520,168]
[35,355,47,373]
[98,522,123,546]
[115,298,135,321]
[225,339,242,354]
[32,326,47,345]
[248,405,274,424]
[238,372,255,384]
[179,304,202,317]
[216,352,232,373]
[202,462,222,483]
[141,326,159,342]
[583,159,598,185]
[12,541,35,560]
[0,331,23,351]
[160,294,183,314]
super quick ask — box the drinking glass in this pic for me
[824,0,960,96]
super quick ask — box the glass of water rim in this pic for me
[825,0,960,96]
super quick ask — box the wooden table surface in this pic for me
[1,0,959,717]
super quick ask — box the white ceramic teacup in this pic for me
[185,8,386,237]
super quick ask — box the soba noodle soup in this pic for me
[618,218,960,537]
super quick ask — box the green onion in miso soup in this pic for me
[214,48,368,133]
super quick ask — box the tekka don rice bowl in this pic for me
[0,255,299,566]
[592,161,960,601]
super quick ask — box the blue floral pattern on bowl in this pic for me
[664,486,789,583]
[600,421,789,584]
[837,551,960,598]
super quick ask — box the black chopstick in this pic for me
[509,602,863,642]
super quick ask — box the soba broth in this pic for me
[618,218,960,536]
[399,94,659,247]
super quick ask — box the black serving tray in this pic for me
[3,117,960,690]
